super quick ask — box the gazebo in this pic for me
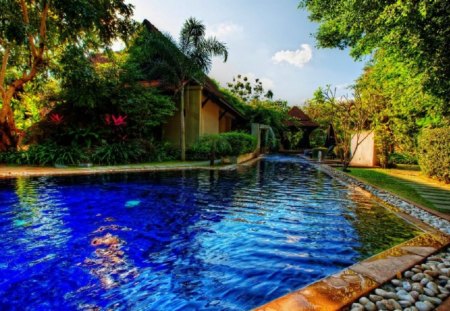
[284,106,319,149]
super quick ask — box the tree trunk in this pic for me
[180,86,186,161]
[0,89,18,151]
[210,147,216,166]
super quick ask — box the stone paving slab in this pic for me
[255,269,378,311]
[389,176,450,210]
[255,232,450,311]
[436,296,450,310]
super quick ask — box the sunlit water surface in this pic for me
[0,155,420,310]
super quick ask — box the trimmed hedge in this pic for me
[220,132,256,156]
[417,127,450,183]
[389,152,418,165]
[187,132,256,161]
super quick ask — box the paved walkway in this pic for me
[381,168,450,211]
[0,161,234,178]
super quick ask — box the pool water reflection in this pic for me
[0,155,421,310]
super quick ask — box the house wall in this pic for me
[185,85,202,146]
[219,114,232,133]
[162,85,202,148]
[201,99,220,135]
[350,131,378,167]
[162,85,240,148]
[162,106,181,148]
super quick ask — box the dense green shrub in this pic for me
[92,141,147,165]
[0,151,25,165]
[187,134,231,164]
[0,143,89,166]
[27,143,89,165]
[0,139,178,166]
[389,152,418,165]
[309,129,326,148]
[220,132,256,156]
[417,127,450,183]
[141,140,179,162]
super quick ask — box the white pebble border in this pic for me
[351,248,450,311]
[304,160,450,310]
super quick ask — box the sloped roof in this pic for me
[285,106,319,128]
[142,19,244,120]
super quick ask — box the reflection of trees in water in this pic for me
[344,190,421,260]
[84,220,138,290]
[12,177,70,248]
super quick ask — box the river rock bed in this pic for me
[350,247,450,311]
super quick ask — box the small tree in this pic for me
[313,86,373,171]
[227,75,273,102]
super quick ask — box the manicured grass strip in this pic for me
[345,168,446,213]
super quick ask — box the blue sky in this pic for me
[127,0,367,106]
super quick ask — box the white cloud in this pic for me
[206,22,243,39]
[272,44,312,68]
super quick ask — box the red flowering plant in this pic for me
[104,114,127,126]
[104,113,128,142]
[49,113,64,124]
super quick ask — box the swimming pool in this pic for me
[0,155,420,310]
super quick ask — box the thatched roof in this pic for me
[285,106,319,128]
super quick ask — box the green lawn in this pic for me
[345,168,441,212]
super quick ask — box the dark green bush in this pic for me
[187,134,231,163]
[0,143,89,166]
[220,132,256,156]
[0,151,26,165]
[389,152,418,165]
[417,127,450,183]
[92,140,147,165]
[309,129,326,148]
[27,143,89,165]
[144,140,179,162]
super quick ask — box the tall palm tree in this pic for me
[131,18,228,160]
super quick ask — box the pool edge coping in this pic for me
[0,162,243,179]
[254,156,450,311]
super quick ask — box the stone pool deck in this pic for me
[0,161,236,179]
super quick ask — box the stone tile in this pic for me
[436,296,450,311]
[350,247,423,284]
[255,269,378,311]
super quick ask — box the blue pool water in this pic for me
[0,155,420,310]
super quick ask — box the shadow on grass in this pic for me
[346,168,450,214]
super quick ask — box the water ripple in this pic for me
[0,155,421,310]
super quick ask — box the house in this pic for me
[162,78,246,148]
[142,20,246,148]
[283,106,319,149]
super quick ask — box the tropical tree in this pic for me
[128,18,228,160]
[306,86,374,171]
[226,74,274,102]
[0,0,135,150]
[298,0,450,106]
